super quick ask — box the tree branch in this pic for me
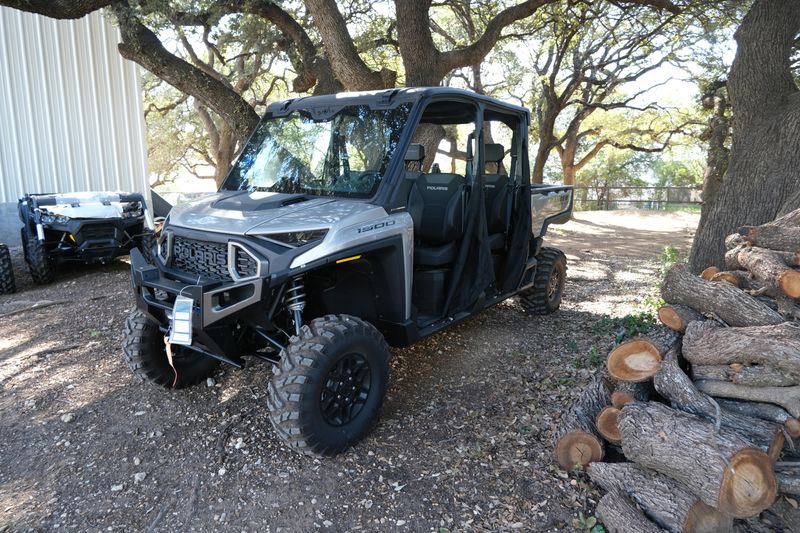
[0,0,111,19]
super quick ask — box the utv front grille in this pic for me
[172,237,231,281]
[232,245,258,279]
[80,224,116,240]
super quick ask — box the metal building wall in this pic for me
[0,7,149,243]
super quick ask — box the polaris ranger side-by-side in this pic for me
[124,87,573,456]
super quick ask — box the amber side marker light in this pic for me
[335,255,362,264]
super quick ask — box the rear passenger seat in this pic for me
[483,143,510,250]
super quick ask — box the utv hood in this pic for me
[167,191,376,235]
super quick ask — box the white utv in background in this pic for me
[18,192,156,284]
[124,87,573,456]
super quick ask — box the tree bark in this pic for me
[713,399,794,425]
[612,380,653,407]
[695,380,800,418]
[653,348,785,458]
[691,365,796,388]
[657,304,704,333]
[596,490,668,533]
[588,462,733,533]
[112,4,259,142]
[682,321,800,381]
[661,265,784,327]
[0,0,111,18]
[740,224,800,253]
[775,462,800,495]
[618,402,777,518]
[552,375,610,470]
[688,0,800,272]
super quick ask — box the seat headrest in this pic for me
[405,144,425,162]
[485,143,504,164]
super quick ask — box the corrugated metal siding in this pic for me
[0,8,148,203]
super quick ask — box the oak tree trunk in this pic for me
[689,0,800,272]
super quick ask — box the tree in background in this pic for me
[688,0,800,271]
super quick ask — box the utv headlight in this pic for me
[262,229,328,247]
[39,212,70,225]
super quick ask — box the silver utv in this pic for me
[124,87,572,456]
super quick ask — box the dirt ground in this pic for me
[0,209,791,532]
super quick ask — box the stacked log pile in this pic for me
[552,209,800,532]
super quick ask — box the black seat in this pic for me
[483,143,510,250]
[405,145,465,266]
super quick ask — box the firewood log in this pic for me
[612,380,653,407]
[775,462,800,496]
[588,462,733,533]
[618,402,777,518]
[595,407,621,445]
[596,490,667,533]
[657,304,704,333]
[691,364,796,388]
[710,270,752,288]
[606,328,680,382]
[682,321,800,381]
[695,380,800,418]
[653,349,785,459]
[700,266,721,280]
[739,223,800,253]
[713,398,795,425]
[552,375,610,470]
[724,233,747,250]
[728,246,800,299]
[661,265,784,327]
[769,207,800,228]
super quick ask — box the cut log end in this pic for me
[700,266,721,280]
[611,390,635,408]
[718,448,777,519]
[607,340,662,382]
[657,306,683,332]
[685,500,734,533]
[778,269,800,299]
[596,407,621,445]
[786,419,800,439]
[711,271,741,287]
[554,431,603,470]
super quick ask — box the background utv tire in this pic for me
[267,314,391,457]
[0,244,15,294]
[122,309,218,388]
[23,230,54,285]
[519,247,567,315]
[138,230,157,265]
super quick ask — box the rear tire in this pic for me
[519,247,567,315]
[121,309,218,388]
[23,229,54,285]
[0,244,16,294]
[267,314,391,456]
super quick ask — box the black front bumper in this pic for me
[130,248,267,330]
[46,219,144,264]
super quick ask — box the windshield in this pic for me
[221,103,412,198]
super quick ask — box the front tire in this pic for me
[267,314,391,457]
[121,309,218,388]
[519,247,567,315]
[137,230,157,265]
[23,229,54,285]
[0,244,16,294]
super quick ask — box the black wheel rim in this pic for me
[320,353,372,427]
[547,267,562,303]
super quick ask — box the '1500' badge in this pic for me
[357,220,396,234]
